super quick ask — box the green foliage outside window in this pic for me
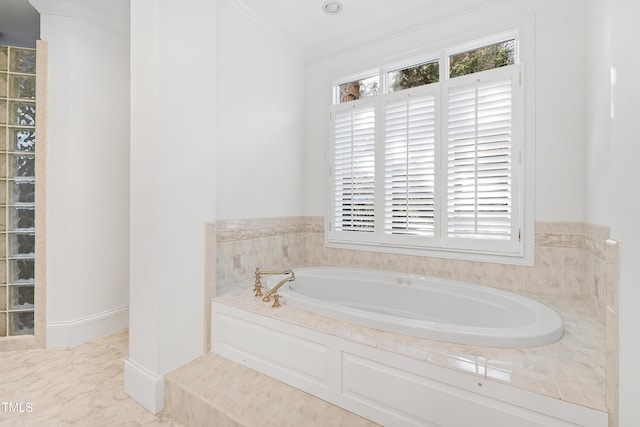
[388,61,439,92]
[449,40,515,78]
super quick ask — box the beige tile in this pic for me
[557,385,607,412]
[427,343,487,378]
[165,350,378,427]
[213,227,609,416]
[485,348,559,398]
[225,401,271,427]
[236,375,299,421]
[0,330,183,427]
[268,388,379,427]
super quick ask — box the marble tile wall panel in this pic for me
[204,222,216,353]
[579,224,612,320]
[605,240,620,427]
[216,218,306,286]
[302,228,583,300]
[215,218,618,316]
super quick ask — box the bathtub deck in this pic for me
[164,352,380,426]
[212,282,607,414]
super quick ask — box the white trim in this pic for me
[28,0,74,17]
[46,306,129,349]
[29,0,129,42]
[307,0,506,64]
[326,21,535,266]
[446,28,520,57]
[124,358,165,415]
[325,239,532,266]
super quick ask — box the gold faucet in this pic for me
[253,268,294,299]
[259,269,295,308]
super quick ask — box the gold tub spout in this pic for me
[253,268,294,298]
[262,270,295,308]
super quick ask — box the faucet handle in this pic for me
[272,294,281,308]
[253,268,263,297]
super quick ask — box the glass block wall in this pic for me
[0,46,37,337]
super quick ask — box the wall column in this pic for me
[126,0,216,413]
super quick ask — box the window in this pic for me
[328,31,529,263]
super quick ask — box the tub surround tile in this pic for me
[375,336,431,361]
[555,385,606,411]
[605,306,619,421]
[605,240,619,312]
[214,279,607,413]
[217,218,614,311]
[426,351,487,378]
[485,348,555,386]
[217,232,306,285]
[583,223,611,242]
[214,217,617,419]
[217,216,308,243]
[485,369,560,399]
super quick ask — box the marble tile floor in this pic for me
[0,330,182,427]
[164,353,380,427]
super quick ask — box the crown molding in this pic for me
[30,0,129,43]
[306,0,506,64]
[220,0,305,62]
[28,0,74,17]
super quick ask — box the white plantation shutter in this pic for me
[327,38,527,262]
[446,67,516,241]
[384,92,436,237]
[333,105,376,233]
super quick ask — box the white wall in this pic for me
[584,1,612,227]
[582,0,640,423]
[127,0,216,414]
[29,0,131,348]
[303,0,587,223]
[607,1,640,424]
[215,0,305,220]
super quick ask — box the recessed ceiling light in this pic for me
[322,1,342,15]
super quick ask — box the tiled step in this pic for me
[164,352,380,427]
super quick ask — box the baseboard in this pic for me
[124,357,165,414]
[46,306,129,349]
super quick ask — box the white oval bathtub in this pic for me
[271,267,563,348]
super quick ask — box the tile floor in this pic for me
[0,331,182,427]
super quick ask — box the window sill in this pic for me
[325,237,534,267]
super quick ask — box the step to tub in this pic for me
[164,352,380,427]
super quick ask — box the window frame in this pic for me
[326,25,534,266]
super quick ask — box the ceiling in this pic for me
[236,0,501,57]
[0,0,500,54]
[0,0,39,48]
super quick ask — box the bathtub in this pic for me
[268,267,563,348]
